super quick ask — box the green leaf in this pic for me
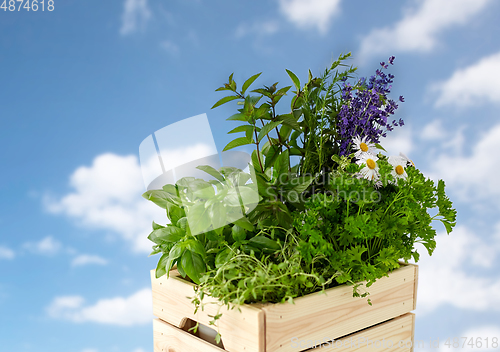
[234,217,254,232]
[274,149,290,179]
[232,225,246,241]
[187,202,212,235]
[227,113,248,121]
[152,221,165,230]
[155,253,169,278]
[208,202,227,229]
[166,202,185,224]
[181,250,205,284]
[251,150,264,173]
[276,114,301,131]
[222,137,252,152]
[196,165,225,183]
[248,236,280,252]
[142,190,177,209]
[169,242,184,259]
[148,226,185,244]
[211,95,239,109]
[228,124,255,136]
[286,69,301,91]
[375,143,387,152]
[215,248,232,268]
[257,121,281,142]
[279,124,292,141]
[188,179,216,199]
[241,72,262,95]
[184,239,206,258]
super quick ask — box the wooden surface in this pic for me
[151,264,418,352]
[154,318,225,352]
[151,270,265,352]
[304,313,415,352]
[261,264,417,352]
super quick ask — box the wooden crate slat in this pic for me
[261,264,417,352]
[151,270,265,352]
[306,313,415,352]
[154,318,225,352]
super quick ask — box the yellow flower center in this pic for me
[360,142,369,152]
[395,165,404,175]
[366,159,376,169]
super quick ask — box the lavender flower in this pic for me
[337,56,404,156]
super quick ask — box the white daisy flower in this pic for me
[388,155,408,182]
[357,154,380,181]
[352,135,376,158]
[399,152,415,167]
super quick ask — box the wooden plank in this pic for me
[303,313,415,351]
[151,270,265,352]
[262,264,417,352]
[412,265,419,310]
[153,318,225,352]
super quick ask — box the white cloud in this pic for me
[120,0,152,36]
[421,120,445,141]
[23,236,62,256]
[277,0,341,33]
[427,124,500,202]
[235,20,280,38]
[47,288,152,326]
[71,254,108,267]
[359,0,492,59]
[431,51,500,107]
[0,246,16,259]
[379,125,413,156]
[160,40,180,55]
[0,245,15,260]
[45,153,166,253]
[416,225,500,315]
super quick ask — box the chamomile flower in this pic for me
[352,135,376,158]
[357,154,380,181]
[388,155,408,182]
[399,152,415,167]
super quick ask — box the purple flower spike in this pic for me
[337,59,404,156]
[399,95,405,102]
[388,56,395,65]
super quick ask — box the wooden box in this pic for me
[151,263,418,352]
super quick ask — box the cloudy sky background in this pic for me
[1,0,500,351]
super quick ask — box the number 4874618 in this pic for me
[1,0,55,11]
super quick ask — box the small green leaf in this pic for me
[222,137,252,152]
[196,165,225,182]
[155,253,169,278]
[234,217,254,232]
[211,95,239,109]
[152,221,165,230]
[227,113,248,121]
[148,226,185,244]
[257,121,281,142]
[276,114,301,131]
[285,69,301,91]
[375,143,387,152]
[241,72,262,95]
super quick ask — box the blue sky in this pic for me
[1,0,500,351]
